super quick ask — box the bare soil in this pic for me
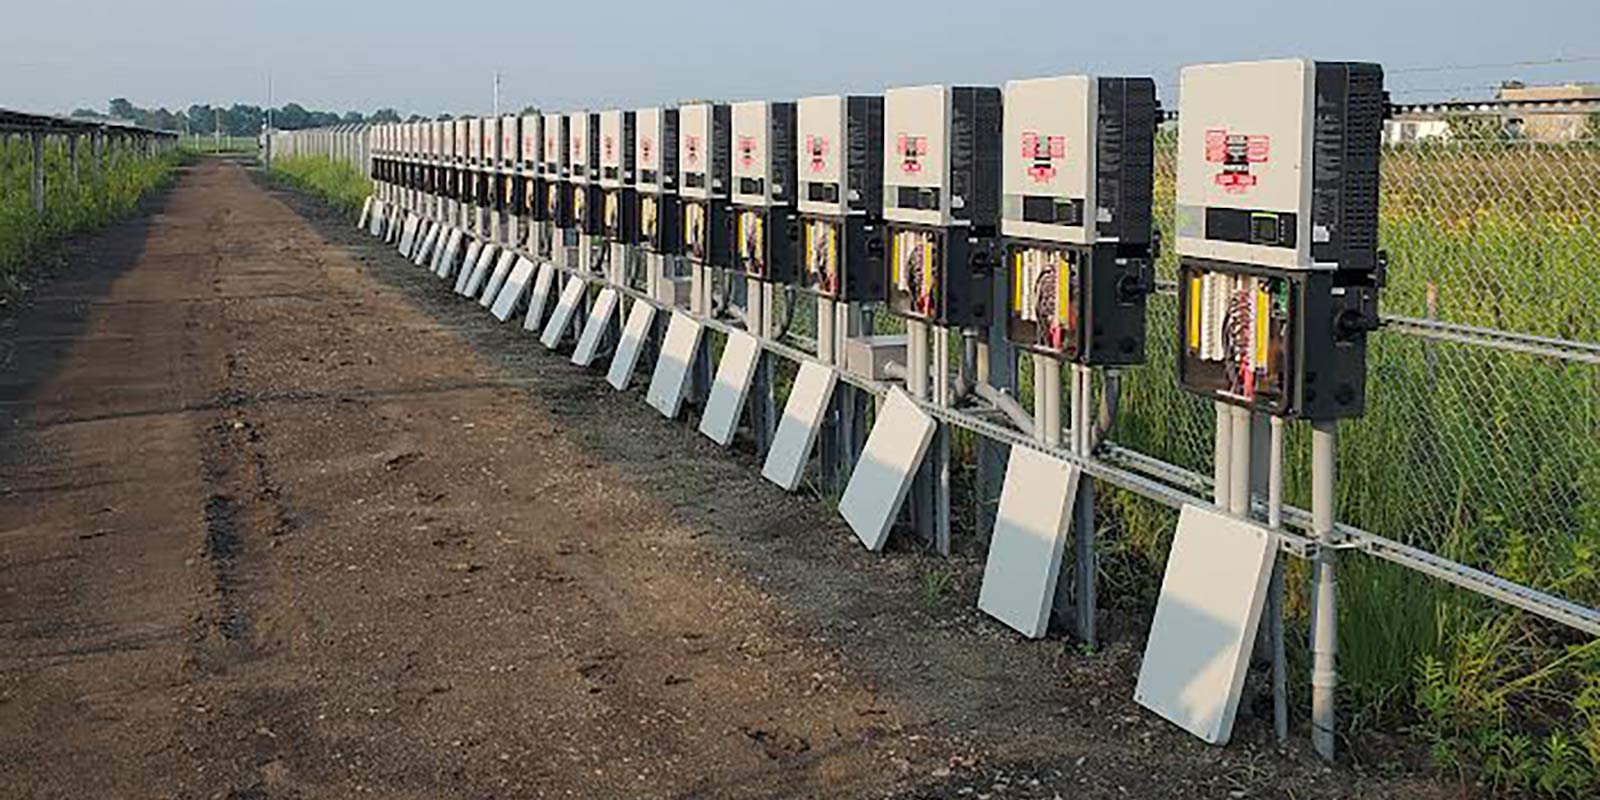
[0,159,1460,799]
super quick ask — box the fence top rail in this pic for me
[0,108,179,138]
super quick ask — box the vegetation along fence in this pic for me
[0,108,181,291]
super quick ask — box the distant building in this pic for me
[1495,83,1600,142]
[1384,115,1452,144]
[1384,82,1599,144]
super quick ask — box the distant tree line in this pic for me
[69,99,421,136]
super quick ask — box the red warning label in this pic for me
[1205,129,1270,194]
[1021,131,1066,183]
[804,134,829,173]
[896,133,928,174]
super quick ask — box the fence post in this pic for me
[31,132,45,215]
[68,134,80,183]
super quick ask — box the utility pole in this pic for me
[493,71,501,117]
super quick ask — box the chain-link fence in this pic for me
[341,104,1600,780]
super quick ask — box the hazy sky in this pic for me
[5,0,1598,116]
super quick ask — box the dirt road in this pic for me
[0,160,1445,798]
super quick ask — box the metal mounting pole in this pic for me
[1213,401,1233,507]
[1268,414,1289,743]
[979,275,1015,538]
[68,134,79,184]
[758,282,777,453]
[907,320,934,546]
[1310,420,1339,761]
[1073,364,1097,646]
[1229,405,1251,517]
[818,296,840,491]
[933,325,952,555]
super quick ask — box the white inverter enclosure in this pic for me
[520,114,541,170]
[542,113,567,178]
[795,94,882,218]
[1175,59,1313,270]
[1001,75,1097,245]
[634,107,675,194]
[468,117,483,165]
[599,109,633,189]
[500,115,519,168]
[731,100,794,208]
[797,95,848,216]
[483,116,500,167]
[678,103,729,201]
[883,85,949,227]
[1135,503,1278,745]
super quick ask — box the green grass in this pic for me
[0,135,186,294]
[270,154,372,216]
[180,135,259,155]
